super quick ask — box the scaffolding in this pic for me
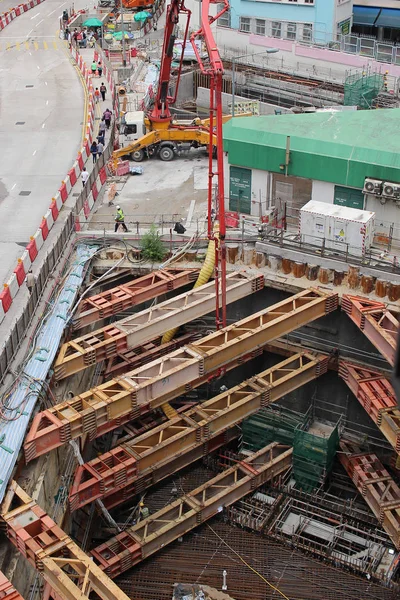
[344,71,384,109]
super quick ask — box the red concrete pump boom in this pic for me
[191,0,228,328]
[150,0,191,125]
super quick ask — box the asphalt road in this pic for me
[0,0,84,284]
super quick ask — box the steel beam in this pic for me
[24,288,338,462]
[339,361,400,452]
[69,352,327,511]
[55,272,263,380]
[342,295,399,366]
[0,571,24,600]
[91,442,292,578]
[104,332,199,377]
[0,482,130,600]
[73,268,198,330]
[338,441,400,549]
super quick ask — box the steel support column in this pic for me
[339,441,400,549]
[69,352,327,511]
[55,272,264,380]
[0,482,130,600]
[91,442,292,578]
[24,288,338,462]
[339,361,400,452]
[73,269,198,330]
[342,295,399,366]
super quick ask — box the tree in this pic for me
[140,225,165,262]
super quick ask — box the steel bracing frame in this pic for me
[339,441,400,549]
[0,482,130,600]
[73,269,198,330]
[24,289,338,462]
[55,272,263,380]
[0,572,24,600]
[69,352,328,511]
[90,442,292,578]
[342,295,399,366]
[339,361,400,453]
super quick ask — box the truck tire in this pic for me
[131,149,145,162]
[159,146,174,161]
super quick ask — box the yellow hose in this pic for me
[161,227,217,344]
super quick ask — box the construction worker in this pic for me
[115,205,128,232]
[26,270,35,295]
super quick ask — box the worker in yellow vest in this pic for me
[114,205,128,232]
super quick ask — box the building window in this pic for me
[286,22,297,40]
[304,0,314,4]
[255,19,266,36]
[217,3,230,28]
[271,21,282,38]
[303,23,313,41]
[239,17,251,33]
[288,0,298,2]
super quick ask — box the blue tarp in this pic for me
[375,8,400,29]
[0,244,98,502]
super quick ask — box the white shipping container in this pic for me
[299,201,375,257]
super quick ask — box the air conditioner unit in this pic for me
[383,182,400,199]
[363,178,382,195]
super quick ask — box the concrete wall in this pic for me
[196,87,292,115]
[364,193,400,236]
[312,180,335,204]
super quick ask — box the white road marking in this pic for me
[26,28,33,38]
[42,123,45,128]
[29,52,32,55]
[32,150,37,156]
[36,19,44,27]
[31,12,40,19]
[44,81,48,86]
[37,66,40,70]
[46,100,49,105]
[11,184,16,191]
[47,8,58,16]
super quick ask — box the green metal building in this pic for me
[223,109,400,229]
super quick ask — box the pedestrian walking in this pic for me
[99,119,106,137]
[64,26,70,41]
[26,270,35,295]
[97,140,104,156]
[100,82,107,102]
[97,61,103,77]
[91,60,97,76]
[94,87,101,103]
[90,140,98,163]
[114,205,128,232]
[81,167,89,187]
[97,130,105,146]
[103,108,112,129]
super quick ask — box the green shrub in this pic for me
[141,226,165,262]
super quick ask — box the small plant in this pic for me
[141,225,165,262]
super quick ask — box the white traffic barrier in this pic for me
[33,228,44,251]
[44,208,54,231]
[21,249,32,274]
[54,191,63,212]
[6,274,20,300]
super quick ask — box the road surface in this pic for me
[0,0,84,283]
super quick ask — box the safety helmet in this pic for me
[117,205,120,209]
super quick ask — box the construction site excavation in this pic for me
[2,0,400,600]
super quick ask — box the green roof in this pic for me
[223,109,400,188]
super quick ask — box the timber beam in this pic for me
[69,352,327,511]
[338,441,400,549]
[91,442,292,578]
[339,361,400,453]
[342,295,398,366]
[55,272,264,380]
[0,571,24,600]
[24,288,338,462]
[0,482,130,600]
[73,268,198,330]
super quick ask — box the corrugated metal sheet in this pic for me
[223,109,400,188]
[0,244,98,503]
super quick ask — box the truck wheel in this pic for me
[159,146,174,161]
[131,150,145,162]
